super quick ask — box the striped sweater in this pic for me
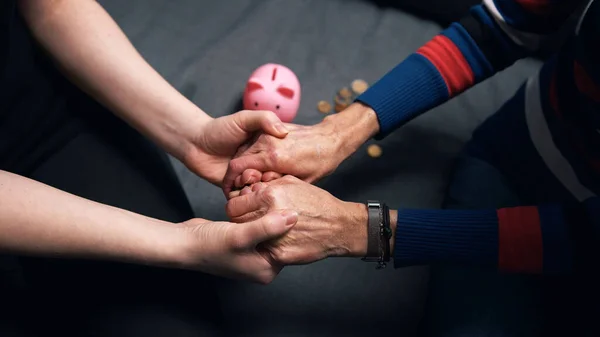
[357,0,600,274]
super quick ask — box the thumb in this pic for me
[238,210,298,248]
[235,110,289,138]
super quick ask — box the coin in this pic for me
[334,94,351,105]
[367,144,382,158]
[338,87,352,99]
[351,79,369,95]
[317,100,331,114]
[334,94,351,112]
[334,103,347,113]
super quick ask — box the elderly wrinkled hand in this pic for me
[225,175,368,265]
[221,120,349,198]
[222,103,381,198]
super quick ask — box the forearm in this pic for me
[18,0,211,160]
[322,102,380,160]
[341,201,583,274]
[325,1,560,146]
[0,170,183,267]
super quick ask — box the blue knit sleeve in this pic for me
[393,199,600,274]
[357,0,585,139]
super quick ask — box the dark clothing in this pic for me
[0,2,223,336]
[419,152,597,336]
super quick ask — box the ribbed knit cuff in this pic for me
[394,209,499,268]
[356,53,448,139]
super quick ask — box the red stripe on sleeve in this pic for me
[497,206,544,273]
[574,61,600,103]
[416,35,475,97]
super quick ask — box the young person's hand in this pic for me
[181,110,289,186]
[176,210,298,284]
[17,1,290,188]
[0,170,296,285]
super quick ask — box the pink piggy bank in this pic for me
[243,63,301,123]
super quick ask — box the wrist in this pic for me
[339,202,397,259]
[109,215,189,269]
[159,103,213,162]
[340,201,369,257]
[322,102,379,158]
[389,209,397,255]
[148,225,191,269]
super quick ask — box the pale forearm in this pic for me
[0,170,183,267]
[18,0,210,160]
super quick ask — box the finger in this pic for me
[234,175,243,189]
[240,186,253,196]
[241,169,261,187]
[236,170,261,187]
[231,209,265,224]
[223,154,271,197]
[234,110,289,138]
[251,182,266,192]
[261,171,282,182]
[225,191,263,218]
[228,190,241,199]
[238,211,298,247]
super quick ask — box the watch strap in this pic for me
[382,203,392,262]
[362,200,392,269]
[365,201,381,260]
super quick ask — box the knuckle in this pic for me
[267,149,280,165]
[260,186,279,204]
[274,250,292,265]
[228,158,243,173]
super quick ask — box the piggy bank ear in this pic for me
[277,86,295,99]
[247,80,264,92]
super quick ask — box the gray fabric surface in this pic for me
[99,0,542,336]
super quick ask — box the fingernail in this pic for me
[274,123,289,134]
[280,210,298,225]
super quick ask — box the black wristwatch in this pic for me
[361,200,392,269]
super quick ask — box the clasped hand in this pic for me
[221,117,349,197]
[179,107,370,284]
[217,109,375,274]
[226,175,367,265]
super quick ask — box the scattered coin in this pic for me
[334,103,347,113]
[338,87,352,99]
[317,100,332,114]
[334,94,351,112]
[351,79,369,95]
[367,144,382,158]
[334,93,352,105]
